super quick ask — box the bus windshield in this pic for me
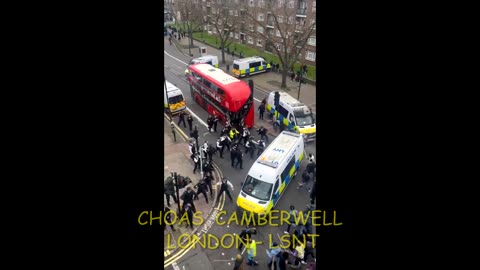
[242,175,273,201]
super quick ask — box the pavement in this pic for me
[169,31,317,115]
[164,115,220,270]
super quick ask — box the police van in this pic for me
[232,56,271,78]
[236,131,305,218]
[184,55,219,76]
[266,91,316,142]
[164,80,186,115]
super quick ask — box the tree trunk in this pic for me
[221,46,225,64]
[281,68,287,88]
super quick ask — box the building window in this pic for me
[249,0,254,7]
[275,43,281,50]
[312,0,316,12]
[278,16,283,23]
[257,26,263,34]
[306,51,316,61]
[288,0,294,8]
[308,37,316,46]
[229,10,233,15]
[249,24,254,32]
[277,0,284,8]
[258,13,264,21]
[259,0,264,7]
[311,19,316,29]
[234,10,238,16]
[230,32,234,37]
[288,17,294,24]
[235,33,239,39]
[248,36,253,44]
[257,39,263,47]
[275,29,281,37]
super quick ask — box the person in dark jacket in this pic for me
[163,206,175,231]
[181,203,194,229]
[203,174,213,199]
[213,113,219,132]
[216,177,234,203]
[194,179,209,204]
[181,186,197,213]
[187,114,194,131]
[258,102,265,120]
[191,125,199,145]
[178,111,186,128]
[207,115,213,133]
[164,176,178,207]
[257,126,269,142]
[238,227,257,251]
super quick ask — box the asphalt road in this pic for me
[164,38,317,270]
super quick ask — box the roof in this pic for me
[193,55,217,62]
[256,131,301,168]
[191,64,240,86]
[164,81,180,93]
[234,56,265,63]
[278,92,305,107]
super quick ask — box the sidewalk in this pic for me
[163,117,220,258]
[170,33,317,114]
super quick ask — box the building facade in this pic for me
[201,0,316,66]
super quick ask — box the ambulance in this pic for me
[164,80,186,115]
[266,91,316,142]
[232,56,271,78]
[236,131,305,218]
[184,55,219,76]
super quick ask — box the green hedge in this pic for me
[192,31,316,80]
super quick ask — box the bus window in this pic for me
[217,88,224,96]
[203,80,211,88]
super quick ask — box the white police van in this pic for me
[236,131,305,217]
[184,55,219,76]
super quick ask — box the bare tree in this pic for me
[205,0,243,64]
[245,0,316,88]
[170,0,204,54]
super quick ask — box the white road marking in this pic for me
[186,107,208,128]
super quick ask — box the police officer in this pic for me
[234,146,243,169]
[207,115,213,133]
[256,139,266,157]
[203,174,214,199]
[188,139,196,160]
[216,138,224,158]
[213,113,219,132]
[191,125,199,146]
[245,137,256,159]
[181,186,197,213]
[257,126,269,143]
[192,153,200,174]
[194,178,209,204]
[221,134,231,152]
[230,143,237,168]
[241,125,250,145]
[216,177,234,203]
[178,111,186,128]
[187,114,194,131]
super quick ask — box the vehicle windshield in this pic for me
[242,175,273,201]
[294,113,314,126]
[168,95,184,104]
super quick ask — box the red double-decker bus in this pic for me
[187,63,254,128]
